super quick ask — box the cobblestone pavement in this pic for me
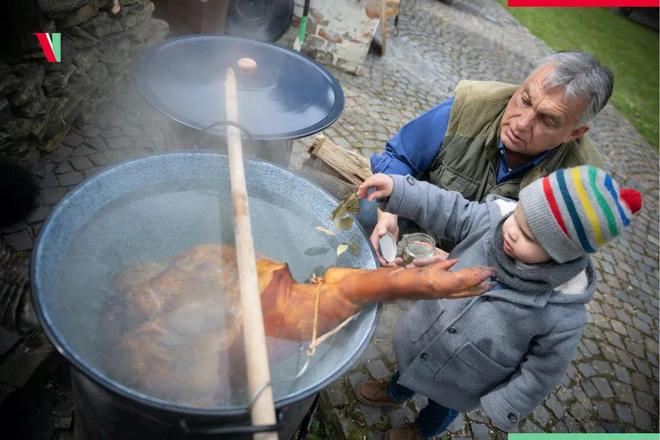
[0,0,657,438]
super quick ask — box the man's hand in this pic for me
[370,209,400,266]
[356,173,394,201]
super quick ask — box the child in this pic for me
[355,166,641,439]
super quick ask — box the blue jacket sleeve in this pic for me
[370,97,454,177]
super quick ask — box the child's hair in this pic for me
[518,166,642,263]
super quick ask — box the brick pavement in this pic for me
[0,0,657,438]
[313,1,659,438]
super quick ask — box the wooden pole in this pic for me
[380,0,388,55]
[224,67,278,440]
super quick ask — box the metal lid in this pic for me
[134,35,344,140]
[378,232,398,263]
[226,0,294,42]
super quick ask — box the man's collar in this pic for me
[498,141,551,172]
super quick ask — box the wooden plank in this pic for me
[380,0,388,55]
[200,0,230,33]
[153,0,229,34]
[307,135,372,185]
[296,164,356,200]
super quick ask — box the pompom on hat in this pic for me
[519,166,642,263]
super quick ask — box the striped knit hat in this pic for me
[519,166,642,263]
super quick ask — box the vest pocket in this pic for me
[433,341,514,395]
[434,168,479,200]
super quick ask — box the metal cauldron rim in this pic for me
[31,150,380,417]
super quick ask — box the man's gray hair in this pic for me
[532,51,614,125]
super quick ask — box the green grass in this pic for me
[497,4,659,149]
[305,414,337,440]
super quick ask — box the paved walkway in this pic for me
[0,0,657,438]
[317,1,659,438]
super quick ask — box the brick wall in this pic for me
[292,0,381,75]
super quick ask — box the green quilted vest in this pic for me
[428,80,604,203]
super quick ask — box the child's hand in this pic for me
[357,173,394,201]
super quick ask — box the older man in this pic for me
[366,51,611,265]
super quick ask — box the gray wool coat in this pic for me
[383,175,597,431]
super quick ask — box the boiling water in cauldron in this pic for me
[46,177,356,408]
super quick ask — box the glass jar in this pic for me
[401,233,436,265]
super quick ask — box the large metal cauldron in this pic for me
[134,35,345,167]
[31,152,379,439]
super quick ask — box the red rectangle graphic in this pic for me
[509,0,659,6]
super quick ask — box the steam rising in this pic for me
[47,177,344,407]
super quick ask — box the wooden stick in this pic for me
[380,0,388,55]
[225,67,278,440]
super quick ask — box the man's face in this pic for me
[501,206,551,264]
[500,64,590,161]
